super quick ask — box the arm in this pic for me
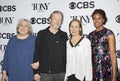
[33,32,41,63]
[2,39,11,81]
[33,32,41,74]
[107,34,117,81]
[2,70,8,81]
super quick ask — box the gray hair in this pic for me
[16,19,33,34]
[49,10,64,22]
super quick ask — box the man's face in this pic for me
[50,13,63,29]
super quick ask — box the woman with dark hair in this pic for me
[88,9,117,81]
[65,19,92,81]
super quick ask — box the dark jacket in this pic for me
[33,27,68,74]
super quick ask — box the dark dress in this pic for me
[2,34,36,81]
[88,28,113,81]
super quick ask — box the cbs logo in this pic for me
[69,1,95,10]
[30,17,50,24]
[0,5,16,12]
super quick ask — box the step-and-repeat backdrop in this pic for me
[0,0,120,78]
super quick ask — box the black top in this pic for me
[33,27,68,74]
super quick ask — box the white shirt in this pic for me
[65,37,92,81]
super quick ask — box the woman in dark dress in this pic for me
[2,19,36,81]
[88,9,117,81]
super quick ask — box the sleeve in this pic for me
[2,39,11,72]
[33,32,41,74]
[64,32,68,41]
[33,32,41,63]
[61,32,68,42]
[84,39,93,80]
[106,29,114,36]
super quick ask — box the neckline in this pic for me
[95,27,106,33]
[16,34,30,40]
[70,36,84,47]
[47,27,60,35]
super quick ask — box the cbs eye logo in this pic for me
[69,2,76,9]
[115,15,120,23]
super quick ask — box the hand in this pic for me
[31,61,39,69]
[34,74,40,81]
[2,70,8,81]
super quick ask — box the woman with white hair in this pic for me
[2,19,36,81]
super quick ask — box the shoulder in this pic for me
[83,37,91,43]
[37,28,49,38]
[29,34,36,38]
[59,30,68,40]
[7,35,17,45]
[59,30,68,38]
[38,28,47,34]
[59,30,67,35]
[88,30,96,39]
[9,35,16,40]
[104,28,115,41]
[81,37,91,46]
[29,34,36,39]
[104,28,114,37]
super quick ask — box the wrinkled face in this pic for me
[69,21,81,36]
[18,21,30,35]
[50,13,62,29]
[92,13,105,28]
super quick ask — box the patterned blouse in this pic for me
[88,28,114,81]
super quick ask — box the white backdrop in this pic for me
[0,0,120,79]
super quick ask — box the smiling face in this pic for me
[69,20,82,36]
[17,20,30,36]
[91,9,107,30]
[92,13,105,28]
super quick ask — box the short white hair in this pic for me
[16,19,33,34]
